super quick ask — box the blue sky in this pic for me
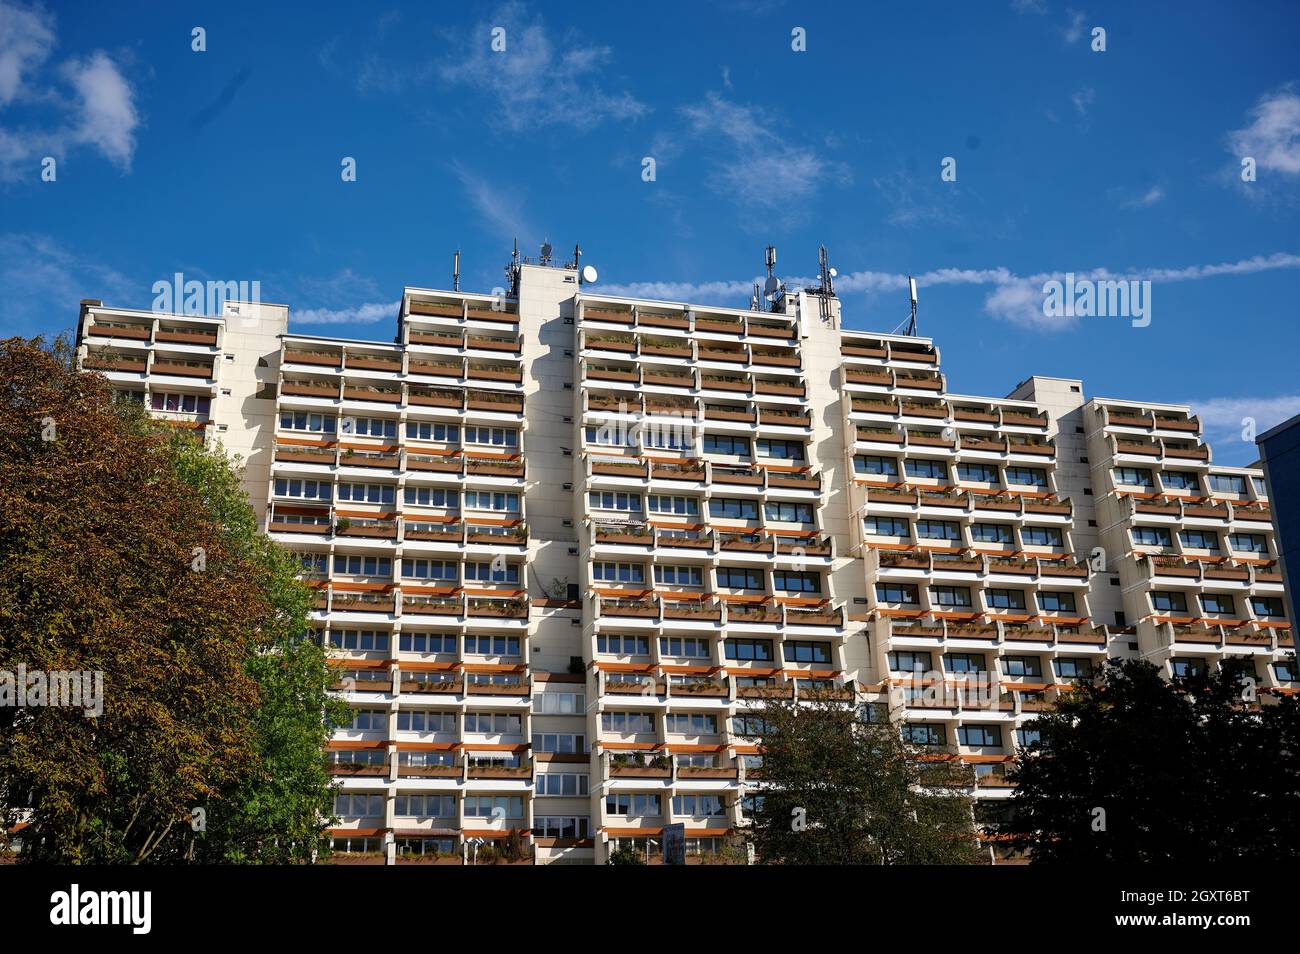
[2,0,1298,463]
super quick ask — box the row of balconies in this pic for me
[85,318,220,348]
[1095,403,1201,436]
[83,347,216,380]
[1110,434,1211,463]
[843,366,945,392]
[869,548,1089,581]
[1123,495,1273,526]
[583,362,807,399]
[280,379,525,411]
[839,337,939,365]
[1133,553,1283,587]
[876,617,1117,648]
[591,522,831,557]
[595,670,853,705]
[585,394,812,428]
[593,594,843,627]
[578,302,796,342]
[1152,620,1293,652]
[849,395,1048,430]
[269,511,526,546]
[587,456,821,492]
[272,442,525,478]
[309,588,529,619]
[580,331,801,369]
[285,348,522,382]
[863,486,1071,517]
[855,425,1056,458]
[407,297,519,325]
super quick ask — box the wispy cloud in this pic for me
[1121,185,1165,209]
[0,232,136,336]
[1011,0,1047,13]
[450,160,538,246]
[679,92,849,215]
[1227,83,1300,179]
[292,302,395,326]
[1183,393,1300,462]
[0,3,140,181]
[1071,86,1095,117]
[872,169,961,229]
[1062,8,1087,43]
[438,1,647,131]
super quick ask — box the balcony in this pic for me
[698,345,747,364]
[407,388,462,408]
[408,359,463,378]
[592,458,649,479]
[468,760,533,779]
[401,594,464,616]
[599,597,658,618]
[467,598,528,620]
[699,373,749,393]
[651,461,705,481]
[695,316,744,336]
[608,754,672,778]
[274,444,335,465]
[152,359,215,379]
[281,380,339,399]
[785,605,843,627]
[409,329,464,348]
[594,524,654,546]
[466,391,523,413]
[346,354,402,373]
[640,337,692,358]
[759,407,811,427]
[727,603,783,624]
[344,384,401,404]
[342,449,399,469]
[669,678,729,699]
[638,311,689,331]
[662,600,722,622]
[332,592,396,613]
[467,364,524,384]
[336,518,398,540]
[89,322,151,341]
[156,327,218,346]
[406,453,462,474]
[466,333,521,354]
[466,458,524,478]
[85,353,147,373]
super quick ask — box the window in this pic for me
[931,586,972,608]
[864,516,910,537]
[1170,658,1206,679]
[1179,530,1220,551]
[465,795,524,819]
[588,491,642,512]
[709,497,759,520]
[334,706,387,731]
[463,712,522,734]
[463,490,520,512]
[1228,533,1267,554]
[1037,592,1077,613]
[399,632,456,653]
[406,421,458,441]
[535,773,589,796]
[666,713,718,734]
[903,724,944,746]
[1251,596,1286,618]
[1253,476,1267,496]
[605,794,662,817]
[404,487,457,507]
[464,425,518,447]
[585,424,636,448]
[756,438,805,461]
[397,710,456,733]
[971,523,1012,543]
[659,636,711,658]
[394,795,455,818]
[985,589,1026,610]
[1161,470,1198,490]
[1274,660,1297,683]
[732,715,770,737]
[724,638,774,662]
[916,520,961,541]
[598,634,650,655]
[349,416,397,438]
[464,634,521,655]
[765,501,814,522]
[1003,656,1042,677]
[904,458,948,480]
[958,725,1000,747]
[1208,474,1247,494]
[153,392,212,414]
[280,411,335,434]
[274,478,332,500]
[855,455,899,476]
[647,494,699,516]
[702,433,750,456]
[593,561,645,583]
[1005,467,1048,487]
[1132,526,1172,547]
[876,583,919,605]
[717,567,762,590]
[1151,591,1188,613]
[600,711,655,733]
[1016,727,1042,747]
[1054,658,1093,680]
[333,555,392,576]
[774,570,820,593]
[334,794,384,818]
[401,558,457,580]
[1200,594,1235,615]
[533,816,590,839]
[532,733,586,754]
[957,462,999,482]
[337,482,395,504]
[945,653,986,673]
[1114,467,1154,487]
[672,795,726,817]
[1021,526,1063,547]
[654,565,703,587]
[888,650,932,672]
[784,641,832,664]
[534,692,586,715]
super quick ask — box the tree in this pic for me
[1003,659,1300,863]
[747,694,980,864]
[0,337,342,863]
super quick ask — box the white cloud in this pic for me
[1011,0,1047,12]
[438,1,647,131]
[450,160,538,246]
[1072,86,1095,116]
[679,93,849,213]
[1227,83,1300,176]
[1121,185,1165,209]
[1183,394,1300,462]
[292,302,395,326]
[0,2,139,180]
[0,0,53,106]
[0,232,135,336]
[1062,9,1087,43]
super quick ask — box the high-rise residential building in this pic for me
[74,252,1295,865]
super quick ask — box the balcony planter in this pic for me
[601,599,658,618]
[408,300,463,318]
[398,763,462,776]
[662,602,721,621]
[728,604,783,623]
[344,385,402,404]
[644,372,694,388]
[759,410,811,426]
[347,356,403,372]
[399,680,462,695]
[584,307,634,324]
[700,376,751,393]
[466,459,524,477]
[408,390,463,408]
[401,597,463,615]
[409,330,465,347]
[282,380,340,397]
[847,368,894,384]
[466,393,524,412]
[156,328,218,346]
[694,318,743,335]
[467,599,527,619]
[467,366,524,383]
[637,312,689,330]
[466,335,521,353]
[408,361,463,378]
[592,459,649,478]
[91,323,151,341]
[750,352,800,368]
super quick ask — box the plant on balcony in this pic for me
[1001,660,1300,862]
[334,517,352,534]
[606,843,646,866]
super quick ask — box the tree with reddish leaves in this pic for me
[0,337,342,863]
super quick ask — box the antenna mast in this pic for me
[906,276,918,336]
[453,249,461,291]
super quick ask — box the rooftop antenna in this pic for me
[816,245,837,325]
[571,242,582,272]
[504,238,521,296]
[906,276,918,336]
[452,249,461,292]
[540,240,553,266]
[751,282,760,311]
[762,244,782,313]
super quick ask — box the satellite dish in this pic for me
[829,267,838,278]
[763,275,779,297]
[541,242,553,259]
[581,264,599,284]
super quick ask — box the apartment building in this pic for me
[74,252,1296,865]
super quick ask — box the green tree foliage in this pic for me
[747,694,980,864]
[0,337,344,863]
[1004,659,1300,862]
